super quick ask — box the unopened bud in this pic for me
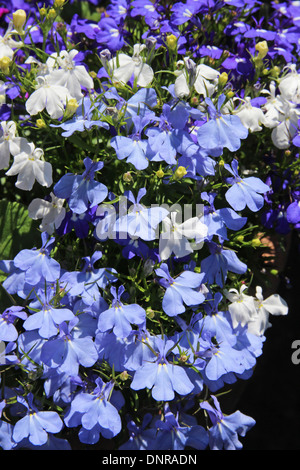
[47,8,57,20]
[123,171,133,183]
[54,0,65,8]
[13,9,26,33]
[156,169,164,178]
[226,90,235,98]
[36,118,46,128]
[119,371,129,381]
[251,238,261,248]
[0,57,11,74]
[174,166,187,180]
[255,40,268,59]
[218,72,228,86]
[166,34,177,51]
[65,98,79,118]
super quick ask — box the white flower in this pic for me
[46,49,94,100]
[233,97,266,132]
[0,21,23,59]
[25,75,73,119]
[0,121,28,170]
[159,211,208,260]
[108,44,154,87]
[174,60,220,98]
[28,192,66,234]
[261,81,288,128]
[278,64,300,104]
[6,141,52,191]
[271,102,300,149]
[247,286,289,336]
[224,284,257,329]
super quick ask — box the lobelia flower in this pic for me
[118,413,157,450]
[63,377,122,444]
[96,16,125,52]
[278,63,300,104]
[159,211,208,260]
[174,58,220,98]
[28,192,66,235]
[23,288,75,340]
[197,94,248,156]
[0,306,27,342]
[201,191,247,241]
[25,75,73,120]
[53,157,108,214]
[224,284,258,329]
[108,43,154,87]
[200,241,247,288]
[5,140,52,191]
[110,115,156,170]
[224,159,270,212]
[153,407,208,450]
[271,100,300,149]
[60,250,117,306]
[113,188,169,241]
[200,395,255,450]
[130,335,195,401]
[97,285,146,338]
[13,232,60,286]
[247,285,288,336]
[50,96,109,137]
[155,263,206,316]
[0,120,28,170]
[0,21,23,59]
[40,318,98,376]
[12,394,63,447]
[232,97,267,132]
[46,49,94,100]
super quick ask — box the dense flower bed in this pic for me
[0,0,298,450]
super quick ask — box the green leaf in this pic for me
[0,199,40,261]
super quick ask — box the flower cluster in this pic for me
[0,0,296,451]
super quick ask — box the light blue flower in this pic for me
[197,94,248,155]
[224,159,270,212]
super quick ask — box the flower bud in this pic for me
[255,40,268,59]
[218,72,228,86]
[36,118,46,128]
[13,9,26,32]
[0,57,11,74]
[123,171,133,183]
[166,34,177,51]
[47,8,57,20]
[174,166,187,180]
[119,371,129,381]
[65,98,79,118]
[156,169,164,178]
[54,0,65,8]
[251,238,261,248]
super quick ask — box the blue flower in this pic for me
[114,188,169,241]
[130,335,195,401]
[23,288,75,339]
[201,191,247,240]
[155,263,205,316]
[110,115,155,170]
[201,241,247,287]
[224,159,270,212]
[40,319,98,376]
[50,97,109,137]
[12,393,63,447]
[119,413,157,450]
[64,378,122,445]
[60,251,117,306]
[197,95,248,156]
[53,157,108,214]
[200,395,255,450]
[13,232,60,286]
[97,285,146,338]
[0,306,27,342]
[154,407,208,450]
